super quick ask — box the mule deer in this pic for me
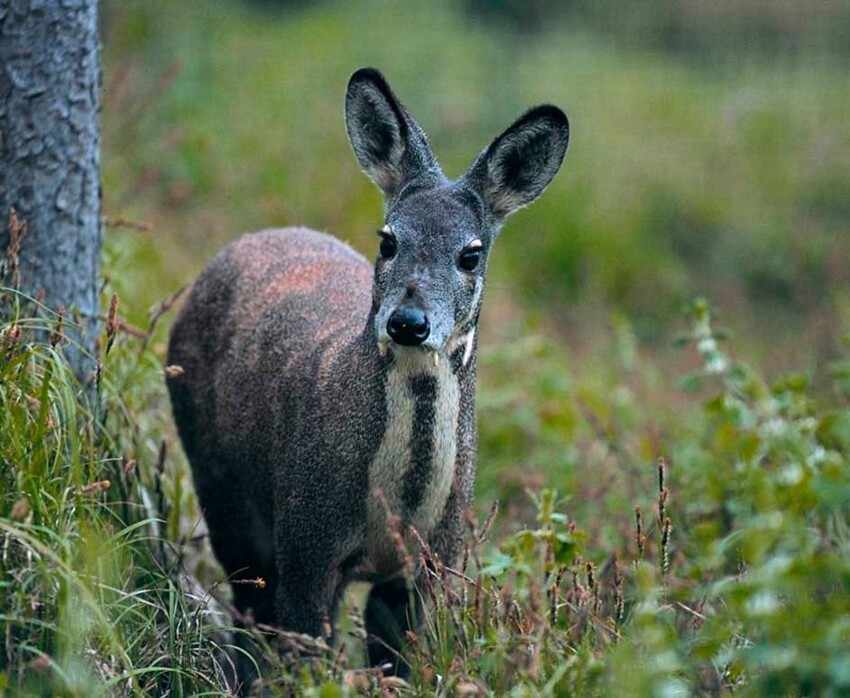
[167,68,569,678]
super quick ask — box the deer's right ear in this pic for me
[345,68,439,200]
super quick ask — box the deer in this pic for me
[166,67,569,683]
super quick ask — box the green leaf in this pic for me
[480,552,515,577]
[675,372,704,393]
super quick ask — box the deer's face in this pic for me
[372,187,490,355]
[345,68,569,359]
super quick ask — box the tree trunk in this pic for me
[0,0,102,383]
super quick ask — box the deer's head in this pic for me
[345,68,569,361]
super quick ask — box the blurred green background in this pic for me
[101,0,850,358]
[99,0,850,509]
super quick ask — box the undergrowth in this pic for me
[0,289,234,696]
[2,286,849,696]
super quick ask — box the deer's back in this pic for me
[167,227,379,586]
[167,226,373,477]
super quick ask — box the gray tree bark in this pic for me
[0,0,102,383]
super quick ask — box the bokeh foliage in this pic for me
[101,0,850,358]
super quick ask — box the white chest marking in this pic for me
[366,351,459,575]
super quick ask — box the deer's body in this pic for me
[169,226,475,619]
[167,68,568,682]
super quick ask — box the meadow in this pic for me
[2,0,850,694]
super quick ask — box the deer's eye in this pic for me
[458,245,481,272]
[379,233,397,260]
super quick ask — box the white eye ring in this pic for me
[467,238,483,250]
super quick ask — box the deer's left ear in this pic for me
[464,105,569,220]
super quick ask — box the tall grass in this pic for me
[3,278,849,695]
[0,289,234,695]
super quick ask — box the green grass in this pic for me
[3,292,849,695]
[0,293,239,695]
[3,0,850,694]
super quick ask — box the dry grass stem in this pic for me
[102,215,153,232]
[478,501,498,544]
[6,207,28,288]
[374,488,414,575]
[230,577,267,589]
[49,306,65,348]
[105,293,119,354]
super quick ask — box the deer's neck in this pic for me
[364,341,472,576]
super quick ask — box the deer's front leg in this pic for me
[364,574,420,676]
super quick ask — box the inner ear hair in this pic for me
[346,68,445,204]
[478,105,569,219]
[345,70,407,194]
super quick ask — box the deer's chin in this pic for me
[376,340,446,366]
[376,332,448,354]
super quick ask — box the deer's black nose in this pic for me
[387,307,430,346]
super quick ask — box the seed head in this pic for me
[80,480,111,496]
[164,364,185,379]
[662,516,673,574]
[105,293,119,355]
[49,306,65,348]
[635,505,645,558]
[6,208,28,288]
